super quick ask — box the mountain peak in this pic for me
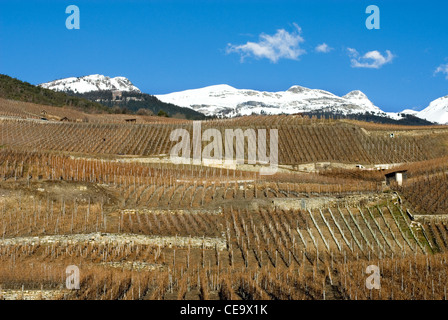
[39,74,141,94]
[417,95,448,124]
[343,90,368,100]
[202,84,236,91]
[287,85,312,94]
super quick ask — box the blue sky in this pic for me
[1,0,448,112]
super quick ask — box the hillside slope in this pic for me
[0,74,109,113]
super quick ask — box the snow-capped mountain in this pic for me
[155,84,386,117]
[38,74,445,124]
[39,74,141,94]
[417,95,448,124]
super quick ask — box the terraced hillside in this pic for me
[1,116,447,164]
[0,99,448,300]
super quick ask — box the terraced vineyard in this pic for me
[1,109,448,300]
[399,172,448,215]
[1,116,447,164]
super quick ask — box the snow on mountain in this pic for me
[417,95,448,124]
[38,74,446,124]
[155,84,385,117]
[400,109,419,116]
[39,74,141,94]
[342,90,377,110]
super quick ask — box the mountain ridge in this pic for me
[38,74,448,124]
[39,74,141,94]
[155,84,385,118]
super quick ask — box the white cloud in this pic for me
[347,48,395,69]
[227,23,306,63]
[315,43,333,53]
[435,63,448,79]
